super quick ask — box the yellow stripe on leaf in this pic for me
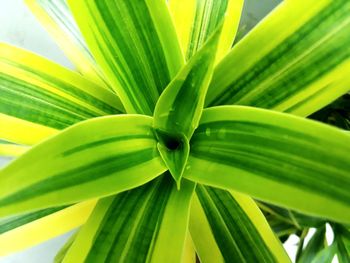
[25,0,109,88]
[0,143,29,158]
[169,0,244,63]
[0,200,97,256]
[0,114,58,146]
[230,191,291,262]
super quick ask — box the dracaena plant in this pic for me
[0,0,349,262]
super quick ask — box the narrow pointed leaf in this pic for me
[154,25,222,139]
[169,0,244,62]
[334,225,350,263]
[25,0,111,88]
[194,186,290,263]
[189,193,224,263]
[206,0,350,117]
[67,0,184,115]
[0,200,96,256]
[298,226,326,263]
[153,26,222,184]
[311,244,336,263]
[0,206,67,235]
[0,115,167,217]
[259,211,298,243]
[182,232,196,263]
[337,237,350,263]
[295,230,309,262]
[259,203,325,228]
[54,232,78,263]
[0,140,29,158]
[0,114,57,146]
[0,43,123,145]
[185,106,350,223]
[62,175,195,263]
[265,218,297,240]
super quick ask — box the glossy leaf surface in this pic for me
[192,186,290,262]
[169,0,243,62]
[0,200,96,256]
[0,115,166,217]
[0,43,122,145]
[153,26,221,185]
[63,175,195,263]
[25,0,111,88]
[185,106,350,223]
[68,0,184,115]
[0,140,28,158]
[207,0,350,117]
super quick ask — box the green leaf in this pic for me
[295,229,309,262]
[184,106,350,223]
[54,232,78,263]
[153,25,222,185]
[334,225,350,263]
[67,0,184,115]
[259,202,325,228]
[169,0,244,62]
[0,43,123,145]
[182,232,196,263]
[298,226,326,263]
[189,192,224,263]
[206,0,350,117]
[0,115,167,217]
[0,139,29,158]
[265,217,297,240]
[25,0,111,89]
[0,206,66,235]
[193,186,290,263]
[62,174,195,263]
[260,205,301,243]
[311,244,336,263]
[0,200,96,256]
[336,237,350,263]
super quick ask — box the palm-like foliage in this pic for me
[0,0,349,262]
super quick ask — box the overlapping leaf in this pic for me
[1,0,349,261]
[206,0,350,117]
[185,106,350,223]
[0,115,166,217]
[62,175,195,263]
[259,202,325,229]
[0,201,96,256]
[311,244,336,263]
[334,224,350,263]
[25,0,110,88]
[190,186,290,263]
[153,24,222,185]
[0,43,123,145]
[264,217,297,242]
[54,232,78,263]
[0,206,67,235]
[169,0,243,62]
[67,0,184,115]
[0,140,28,158]
[298,227,326,263]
